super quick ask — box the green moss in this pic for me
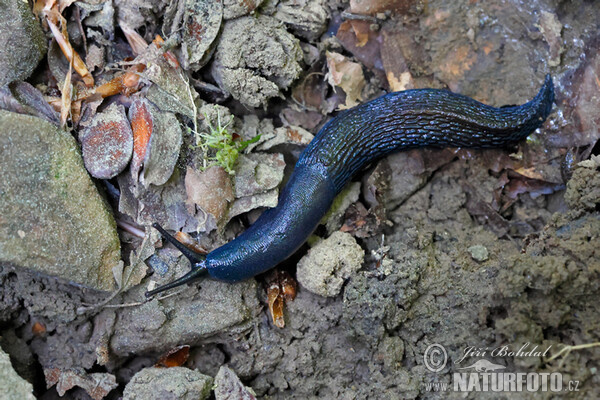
[191,106,260,174]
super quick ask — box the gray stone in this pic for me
[234,153,285,198]
[110,279,260,355]
[123,367,213,400]
[0,110,120,291]
[297,231,365,297]
[274,0,329,41]
[468,245,489,262]
[214,366,256,400]
[0,0,46,86]
[0,346,35,400]
[212,15,302,107]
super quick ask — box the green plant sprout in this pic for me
[191,106,260,174]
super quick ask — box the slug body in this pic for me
[146,75,554,296]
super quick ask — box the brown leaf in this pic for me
[94,64,145,99]
[155,345,190,368]
[174,231,208,254]
[129,98,155,181]
[0,81,60,124]
[381,29,415,91]
[326,51,366,109]
[60,64,72,127]
[44,368,117,400]
[47,18,94,87]
[32,321,47,336]
[185,166,234,224]
[119,20,148,56]
[267,283,285,328]
[336,20,385,84]
[266,271,297,328]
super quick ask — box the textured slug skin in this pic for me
[207,75,554,281]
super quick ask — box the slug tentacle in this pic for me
[146,75,554,295]
[151,222,205,264]
[145,263,208,297]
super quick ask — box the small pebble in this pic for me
[468,245,489,262]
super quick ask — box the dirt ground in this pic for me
[1,0,599,399]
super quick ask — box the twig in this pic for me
[116,219,146,238]
[545,342,600,369]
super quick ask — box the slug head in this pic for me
[145,223,208,298]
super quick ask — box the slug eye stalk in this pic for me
[145,223,208,298]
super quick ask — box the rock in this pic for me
[123,367,213,400]
[274,0,329,41]
[234,153,286,198]
[144,57,198,119]
[181,0,223,70]
[0,347,35,400]
[79,103,133,179]
[564,155,600,212]
[350,0,420,15]
[228,191,279,220]
[256,126,314,151]
[212,15,303,108]
[538,11,563,67]
[320,182,361,234]
[0,110,120,291]
[214,366,256,400]
[110,280,260,355]
[468,245,489,262]
[378,336,405,370]
[0,0,46,86]
[297,231,365,297]
[223,0,264,20]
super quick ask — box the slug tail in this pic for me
[530,73,554,122]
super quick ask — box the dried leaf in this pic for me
[94,64,145,98]
[267,283,284,328]
[129,98,155,182]
[266,271,297,328]
[119,20,148,56]
[141,110,183,187]
[174,231,208,254]
[47,18,94,87]
[381,30,415,91]
[60,65,72,127]
[32,321,47,336]
[155,345,190,368]
[326,51,366,109]
[44,368,118,400]
[181,0,223,70]
[154,35,180,68]
[512,167,546,181]
[336,21,384,79]
[0,81,60,124]
[185,166,233,224]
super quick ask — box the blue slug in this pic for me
[146,75,554,297]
